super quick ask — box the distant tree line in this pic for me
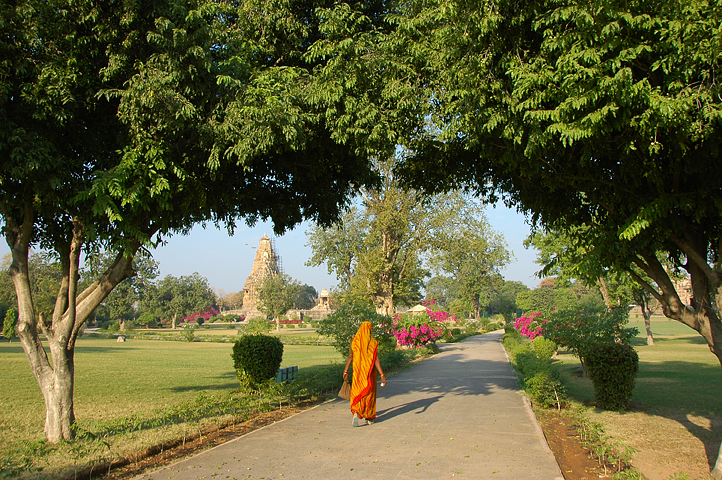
[0,251,317,334]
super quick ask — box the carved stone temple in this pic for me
[239,234,280,318]
[230,233,335,321]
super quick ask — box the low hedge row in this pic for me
[502,327,566,409]
[504,326,640,412]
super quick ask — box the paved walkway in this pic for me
[136,330,563,480]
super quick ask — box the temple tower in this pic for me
[241,234,280,314]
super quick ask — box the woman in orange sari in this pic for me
[343,321,386,427]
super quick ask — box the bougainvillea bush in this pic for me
[392,308,452,348]
[181,308,220,324]
[514,311,546,340]
[541,308,638,370]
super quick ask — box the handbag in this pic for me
[338,379,351,400]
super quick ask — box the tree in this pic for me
[424,276,461,307]
[306,207,367,292]
[216,289,244,311]
[1,0,379,443]
[428,211,511,319]
[392,0,722,368]
[489,280,529,321]
[294,284,318,310]
[257,273,300,331]
[3,307,17,341]
[143,274,216,329]
[82,251,160,328]
[307,157,433,315]
[308,157,495,315]
[526,228,657,344]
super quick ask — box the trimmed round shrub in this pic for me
[532,336,557,362]
[232,334,284,388]
[585,343,639,411]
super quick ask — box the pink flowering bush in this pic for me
[182,307,220,324]
[392,308,453,348]
[514,312,546,340]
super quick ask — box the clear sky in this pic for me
[0,202,541,294]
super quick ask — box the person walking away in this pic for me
[343,321,386,427]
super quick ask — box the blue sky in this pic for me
[0,202,541,295]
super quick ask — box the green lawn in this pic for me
[0,337,344,461]
[554,315,722,415]
[550,315,722,478]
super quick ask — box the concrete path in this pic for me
[136,330,563,480]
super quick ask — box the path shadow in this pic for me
[372,334,519,399]
[376,395,443,422]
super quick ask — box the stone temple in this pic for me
[239,233,280,318]
[231,234,335,321]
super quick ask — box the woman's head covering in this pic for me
[350,321,379,407]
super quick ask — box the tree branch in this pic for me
[669,231,721,289]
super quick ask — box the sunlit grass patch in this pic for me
[0,336,344,478]
[552,315,722,479]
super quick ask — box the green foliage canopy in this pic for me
[0,0,384,442]
[386,0,722,362]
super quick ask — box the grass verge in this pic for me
[0,335,430,480]
[548,316,722,480]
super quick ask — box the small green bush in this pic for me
[2,307,17,340]
[232,334,284,388]
[513,345,547,377]
[239,317,272,335]
[503,328,567,408]
[525,370,565,408]
[532,336,557,362]
[585,343,639,411]
[451,327,461,336]
[182,327,195,342]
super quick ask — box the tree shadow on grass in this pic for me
[169,382,240,393]
[0,343,27,354]
[630,335,707,347]
[563,357,722,471]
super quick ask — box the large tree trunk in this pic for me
[598,277,612,311]
[6,206,138,442]
[631,246,722,477]
[41,327,76,442]
[374,252,396,316]
[640,298,655,346]
[473,297,482,321]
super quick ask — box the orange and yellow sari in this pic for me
[350,322,379,420]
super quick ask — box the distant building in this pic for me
[239,234,280,318]
[231,233,336,321]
